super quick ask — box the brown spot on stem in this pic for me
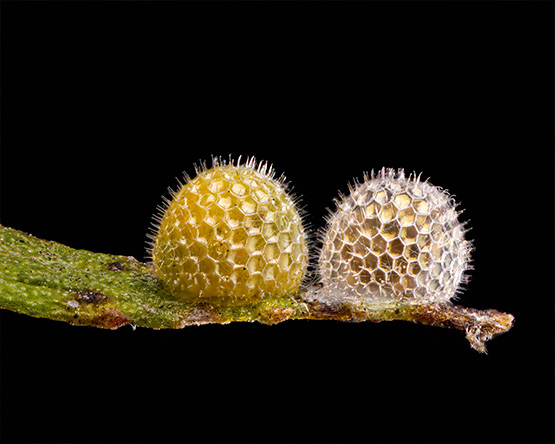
[90,307,133,329]
[75,290,110,305]
[70,305,133,329]
[258,305,295,325]
[178,305,222,327]
[107,262,125,272]
[407,303,514,353]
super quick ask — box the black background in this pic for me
[1,2,553,443]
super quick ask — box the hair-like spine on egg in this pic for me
[317,168,473,305]
[147,155,311,305]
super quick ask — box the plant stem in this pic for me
[0,225,513,353]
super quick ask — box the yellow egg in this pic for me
[150,158,308,304]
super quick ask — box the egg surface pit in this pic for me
[151,160,308,304]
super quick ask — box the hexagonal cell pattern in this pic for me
[319,168,471,304]
[151,161,308,304]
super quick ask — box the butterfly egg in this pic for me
[149,158,309,305]
[318,168,472,305]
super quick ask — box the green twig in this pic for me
[0,225,513,352]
